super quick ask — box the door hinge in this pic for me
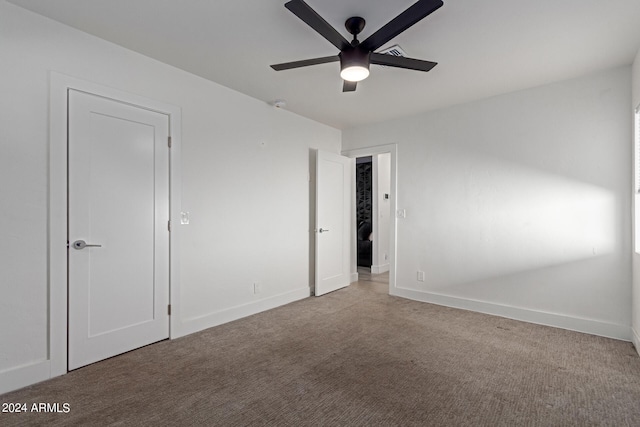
[168,304,171,315]
[168,220,171,232]
[168,136,172,148]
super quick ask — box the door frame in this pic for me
[342,144,398,294]
[49,72,182,376]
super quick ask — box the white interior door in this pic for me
[68,89,170,370]
[315,150,352,296]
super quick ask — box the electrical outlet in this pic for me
[417,271,425,282]
[253,282,262,294]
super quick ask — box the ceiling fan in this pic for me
[270,0,443,92]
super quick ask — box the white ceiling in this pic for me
[8,0,640,129]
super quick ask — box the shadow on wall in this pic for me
[401,147,617,288]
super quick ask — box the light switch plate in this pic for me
[180,211,190,225]
[397,209,406,218]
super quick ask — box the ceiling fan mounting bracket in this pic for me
[345,17,366,37]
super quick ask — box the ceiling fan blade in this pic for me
[284,0,351,51]
[271,55,339,71]
[360,0,443,52]
[370,53,437,72]
[343,80,357,92]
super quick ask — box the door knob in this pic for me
[318,228,329,233]
[72,240,102,250]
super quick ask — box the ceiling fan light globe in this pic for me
[340,66,369,82]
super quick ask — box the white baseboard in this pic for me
[0,360,50,395]
[174,287,311,338]
[350,272,359,283]
[632,327,640,356]
[391,286,631,341]
[371,263,389,274]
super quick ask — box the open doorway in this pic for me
[356,156,373,269]
[355,153,391,287]
[343,144,397,294]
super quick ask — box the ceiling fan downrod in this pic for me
[345,16,365,46]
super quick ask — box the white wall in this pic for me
[344,67,633,339]
[372,153,391,273]
[632,47,640,353]
[0,1,340,393]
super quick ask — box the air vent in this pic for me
[378,44,407,57]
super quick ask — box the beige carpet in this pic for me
[2,276,640,426]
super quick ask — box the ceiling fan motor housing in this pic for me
[339,48,371,81]
[340,48,371,70]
